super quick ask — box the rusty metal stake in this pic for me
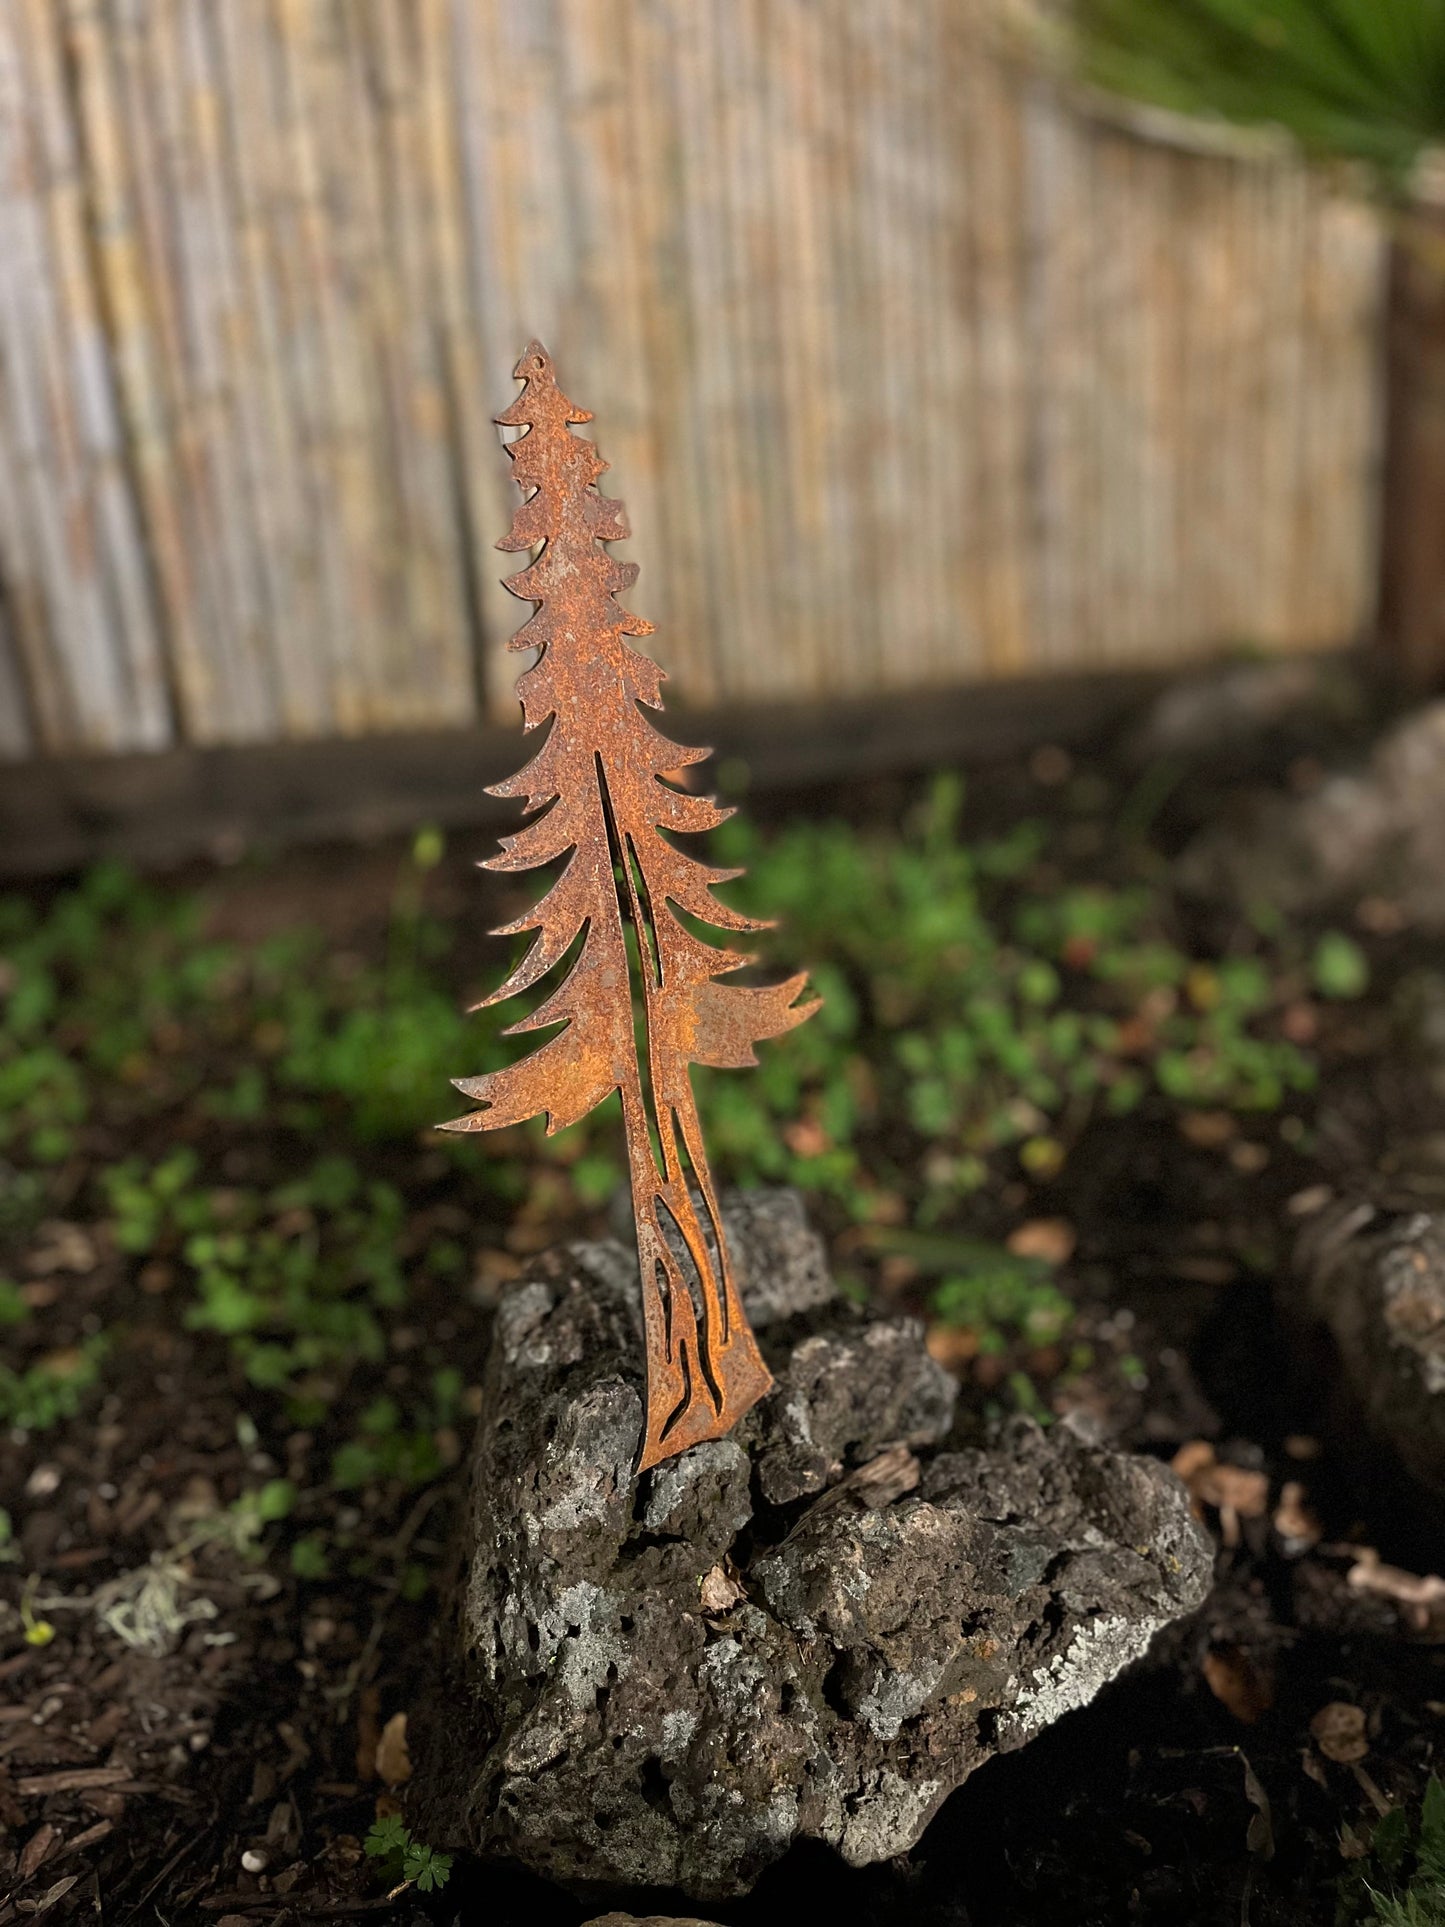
[440,343,819,1470]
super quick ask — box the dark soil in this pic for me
[5,667,1445,1926]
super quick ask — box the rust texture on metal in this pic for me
[440,342,819,1470]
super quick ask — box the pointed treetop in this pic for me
[497,340,593,432]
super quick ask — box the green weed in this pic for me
[101,1151,406,1408]
[1339,1776,1445,1925]
[364,1814,453,1894]
[0,778,1337,1460]
[688,774,1316,1219]
[0,1336,106,1433]
[1077,0,1445,184]
[1314,930,1371,1002]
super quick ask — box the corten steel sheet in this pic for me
[441,343,818,1470]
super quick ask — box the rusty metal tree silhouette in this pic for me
[441,343,818,1469]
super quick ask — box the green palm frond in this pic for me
[1077,0,1445,183]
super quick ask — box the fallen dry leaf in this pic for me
[1287,1185,1334,1219]
[1179,1110,1236,1149]
[1005,1218,1076,1267]
[32,1346,95,1386]
[355,1684,381,1782]
[1167,1256,1239,1285]
[138,1260,174,1296]
[1170,1440,1269,1546]
[1356,895,1406,935]
[1338,1819,1370,1861]
[1240,1752,1274,1860]
[1311,1701,1369,1765]
[1280,1002,1318,1045]
[472,1240,524,1302]
[1346,1549,1445,1630]
[374,1711,411,1788]
[926,1324,980,1374]
[26,1221,99,1276]
[878,1253,920,1295]
[29,1874,80,1915]
[1202,1645,1274,1724]
[782,1118,829,1159]
[1171,1439,1216,1483]
[699,1565,745,1614]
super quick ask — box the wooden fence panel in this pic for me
[0,0,1387,761]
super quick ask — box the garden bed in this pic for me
[4,664,1445,1925]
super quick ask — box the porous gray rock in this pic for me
[412,1190,1212,1900]
[1292,1199,1445,1497]
[1178,698,1445,925]
[583,1916,725,1926]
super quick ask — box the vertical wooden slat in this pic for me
[552,0,663,656]
[452,0,559,717]
[616,2,703,706]
[4,0,167,750]
[207,0,331,732]
[680,1,745,704]
[135,0,262,737]
[281,0,399,731]
[411,0,493,716]
[0,370,58,751]
[962,3,1032,677]
[0,595,35,759]
[341,2,472,728]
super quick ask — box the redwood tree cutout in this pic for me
[441,343,819,1470]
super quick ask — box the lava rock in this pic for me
[1179,698,1445,925]
[412,1191,1212,1900]
[1292,1199,1445,1497]
[583,1917,725,1927]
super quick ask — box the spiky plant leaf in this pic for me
[1077,0,1445,183]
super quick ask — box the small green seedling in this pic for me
[20,1578,54,1648]
[1314,930,1370,1002]
[0,1336,107,1434]
[364,1814,453,1894]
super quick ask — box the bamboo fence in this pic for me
[0,0,1387,761]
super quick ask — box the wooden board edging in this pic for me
[0,666,1181,879]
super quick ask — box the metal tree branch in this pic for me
[440,342,819,1470]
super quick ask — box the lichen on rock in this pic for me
[412,1189,1212,1900]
